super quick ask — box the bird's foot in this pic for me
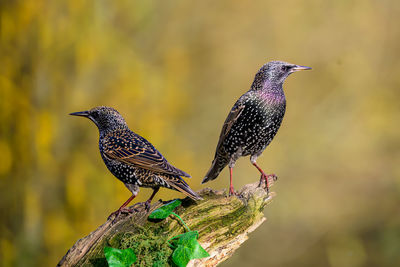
[130,201,152,212]
[143,200,151,212]
[258,173,278,193]
[107,207,137,221]
[229,187,238,196]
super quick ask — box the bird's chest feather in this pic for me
[224,97,286,154]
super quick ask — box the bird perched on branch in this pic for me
[202,61,311,195]
[70,106,201,219]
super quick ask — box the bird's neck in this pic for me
[251,77,283,93]
[251,78,285,102]
[98,124,129,138]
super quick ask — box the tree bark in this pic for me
[57,176,277,267]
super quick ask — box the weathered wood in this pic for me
[57,176,277,267]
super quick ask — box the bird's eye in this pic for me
[281,66,288,72]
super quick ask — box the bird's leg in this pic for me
[144,187,159,211]
[108,194,137,221]
[252,162,276,193]
[229,167,236,196]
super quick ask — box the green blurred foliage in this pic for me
[1,0,400,266]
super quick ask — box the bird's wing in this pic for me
[102,130,191,177]
[215,100,246,153]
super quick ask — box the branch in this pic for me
[57,176,277,267]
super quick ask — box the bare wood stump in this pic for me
[57,175,277,267]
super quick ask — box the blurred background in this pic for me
[1,0,400,266]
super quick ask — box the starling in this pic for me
[70,106,201,218]
[202,61,311,195]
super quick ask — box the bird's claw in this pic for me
[143,201,151,212]
[258,173,277,193]
[107,207,137,221]
[130,201,152,212]
[229,187,238,196]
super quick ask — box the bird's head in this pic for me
[70,106,128,133]
[252,60,311,90]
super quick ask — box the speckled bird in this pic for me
[202,61,311,195]
[70,106,201,218]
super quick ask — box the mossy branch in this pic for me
[57,176,277,267]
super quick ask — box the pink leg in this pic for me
[119,194,136,209]
[108,194,137,220]
[229,167,235,196]
[252,162,275,192]
[144,188,159,211]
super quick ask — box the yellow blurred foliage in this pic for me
[0,238,15,267]
[0,140,12,175]
[24,185,42,236]
[66,157,87,210]
[44,212,73,250]
[35,111,54,168]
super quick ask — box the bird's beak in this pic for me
[69,110,90,117]
[292,65,312,71]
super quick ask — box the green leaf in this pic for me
[148,199,182,220]
[170,231,210,267]
[104,246,137,267]
[171,245,192,267]
[170,231,198,244]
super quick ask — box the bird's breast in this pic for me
[222,96,286,156]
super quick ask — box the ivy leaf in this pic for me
[104,246,137,267]
[171,244,192,267]
[170,231,198,244]
[148,199,182,220]
[170,231,210,267]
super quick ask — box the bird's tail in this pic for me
[202,157,228,184]
[167,178,203,201]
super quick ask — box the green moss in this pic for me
[117,227,173,267]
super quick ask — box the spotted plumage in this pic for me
[202,61,311,195]
[70,106,201,218]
